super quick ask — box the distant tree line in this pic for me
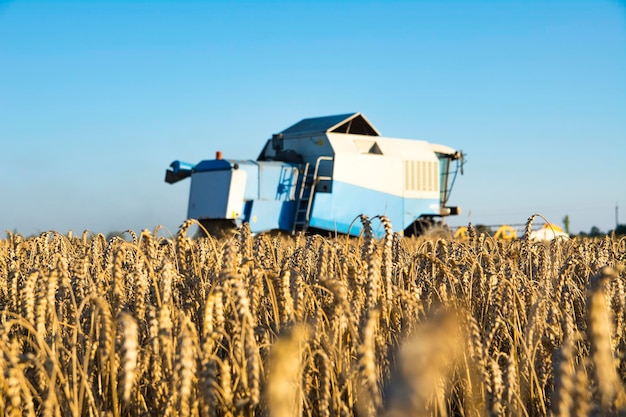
[581,224,626,238]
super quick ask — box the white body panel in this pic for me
[327,133,440,199]
[188,169,247,219]
[332,153,403,196]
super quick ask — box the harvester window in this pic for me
[354,139,383,155]
[331,114,379,136]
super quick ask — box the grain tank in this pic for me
[165,112,463,237]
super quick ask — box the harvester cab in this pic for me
[165,112,464,237]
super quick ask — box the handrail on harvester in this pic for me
[305,156,333,221]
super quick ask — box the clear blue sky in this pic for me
[1,0,625,236]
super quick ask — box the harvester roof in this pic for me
[280,112,380,137]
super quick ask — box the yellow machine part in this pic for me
[543,223,564,233]
[454,226,469,240]
[494,225,517,240]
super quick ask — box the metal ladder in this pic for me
[292,163,315,233]
[292,156,332,233]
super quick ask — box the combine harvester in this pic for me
[166,113,464,237]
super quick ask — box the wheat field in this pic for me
[0,214,625,417]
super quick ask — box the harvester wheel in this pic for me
[421,224,452,239]
[405,218,452,239]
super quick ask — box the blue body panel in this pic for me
[257,163,298,201]
[240,161,299,233]
[244,200,296,233]
[172,158,443,236]
[309,180,439,237]
[194,159,234,172]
